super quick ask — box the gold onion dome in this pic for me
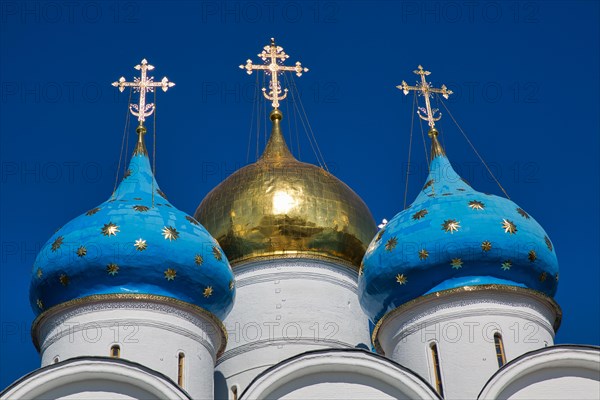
[195,109,377,268]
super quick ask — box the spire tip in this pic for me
[133,123,148,156]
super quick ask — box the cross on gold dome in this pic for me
[397,65,452,130]
[112,59,175,124]
[240,38,308,109]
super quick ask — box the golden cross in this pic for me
[112,59,175,124]
[397,65,452,130]
[240,38,308,109]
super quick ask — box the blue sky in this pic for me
[1,0,598,388]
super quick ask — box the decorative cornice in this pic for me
[237,271,358,293]
[231,251,359,271]
[234,257,359,277]
[216,337,355,365]
[31,294,228,357]
[371,285,562,353]
[234,259,358,293]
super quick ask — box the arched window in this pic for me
[53,356,59,364]
[494,333,506,367]
[177,352,185,387]
[110,345,120,358]
[430,343,444,397]
[231,385,238,400]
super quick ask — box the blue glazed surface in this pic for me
[30,145,235,320]
[359,153,559,323]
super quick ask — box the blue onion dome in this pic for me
[30,126,235,320]
[359,129,559,323]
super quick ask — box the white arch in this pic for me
[478,345,600,399]
[2,357,190,400]
[241,349,440,399]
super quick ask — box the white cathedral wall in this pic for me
[478,346,600,400]
[215,258,372,399]
[33,298,224,400]
[376,288,559,400]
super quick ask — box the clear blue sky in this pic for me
[1,0,598,388]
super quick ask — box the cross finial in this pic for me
[112,59,175,125]
[397,65,452,131]
[240,38,308,109]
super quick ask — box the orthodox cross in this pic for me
[240,38,308,109]
[397,65,452,130]
[112,59,175,124]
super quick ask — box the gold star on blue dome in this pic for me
[516,208,530,219]
[107,263,119,276]
[468,200,485,210]
[481,241,492,252]
[451,258,463,269]
[162,226,180,241]
[101,222,119,237]
[502,219,517,234]
[157,188,168,199]
[385,237,398,251]
[51,236,64,252]
[164,268,177,281]
[396,274,407,285]
[134,238,147,251]
[212,246,222,260]
[528,250,537,262]
[59,274,69,286]
[544,236,553,251]
[442,219,461,234]
[76,246,87,257]
[412,209,428,220]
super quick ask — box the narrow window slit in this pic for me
[430,343,444,397]
[494,333,506,367]
[178,352,185,387]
